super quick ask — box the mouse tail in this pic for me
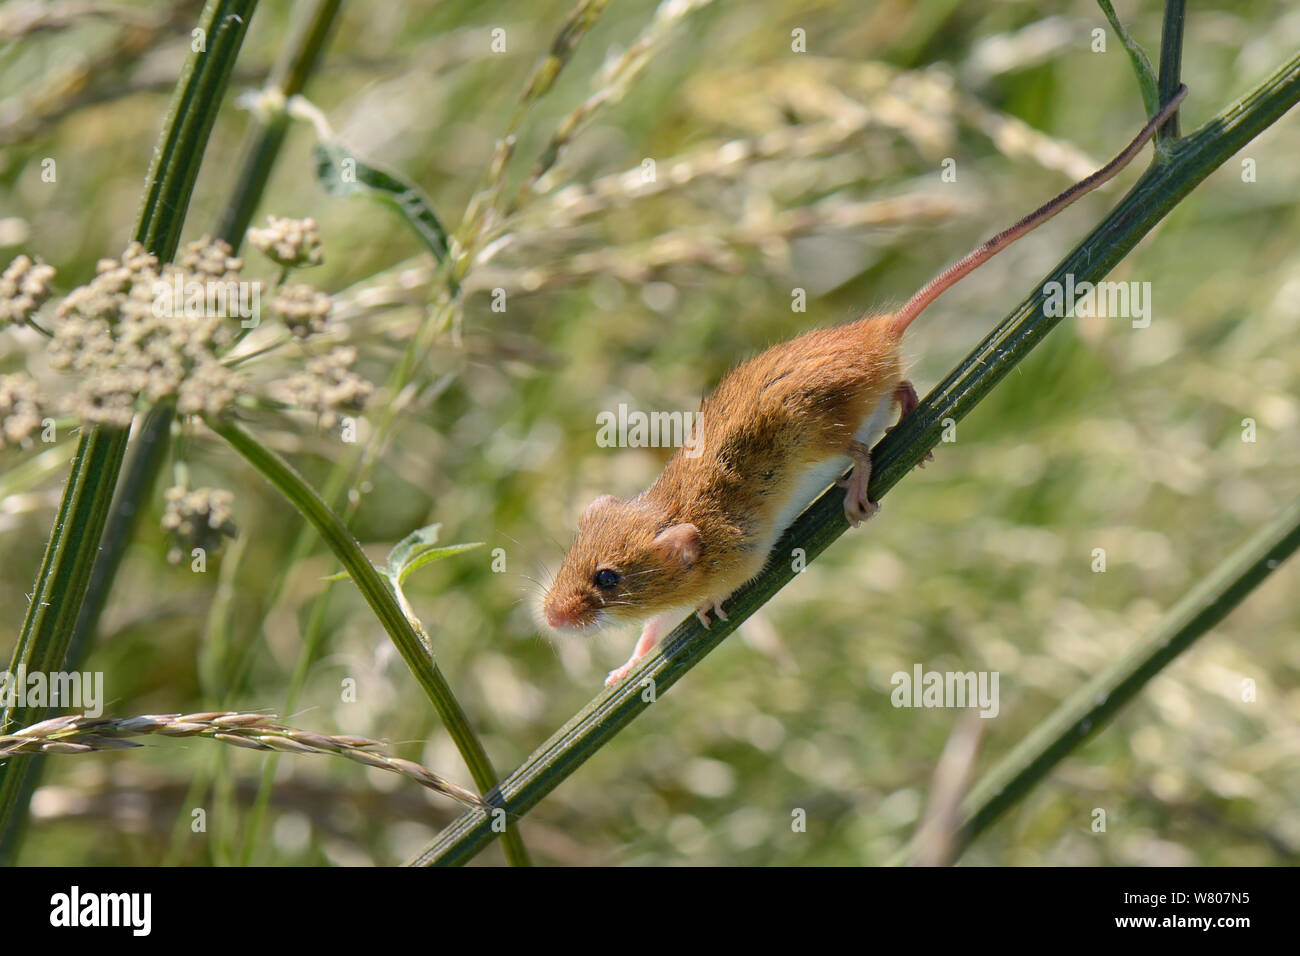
[888,83,1187,339]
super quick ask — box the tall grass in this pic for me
[1,0,1297,866]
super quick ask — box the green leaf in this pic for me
[385,522,441,573]
[1097,0,1160,116]
[312,140,450,261]
[320,525,482,585]
[395,543,485,585]
[384,523,483,584]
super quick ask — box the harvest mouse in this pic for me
[543,86,1188,687]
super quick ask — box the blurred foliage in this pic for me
[1,0,1297,865]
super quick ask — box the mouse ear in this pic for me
[580,494,618,525]
[652,523,700,570]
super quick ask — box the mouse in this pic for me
[542,85,1187,687]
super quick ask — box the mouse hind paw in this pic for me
[888,379,936,469]
[894,379,920,419]
[695,597,731,628]
[842,440,880,527]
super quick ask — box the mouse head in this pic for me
[542,493,702,632]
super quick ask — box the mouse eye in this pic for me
[593,568,620,590]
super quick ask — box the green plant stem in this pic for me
[408,50,1300,867]
[68,401,174,672]
[216,0,344,243]
[924,496,1300,864]
[209,416,531,865]
[226,0,530,868]
[231,0,617,866]
[94,0,343,709]
[1157,0,1187,142]
[0,0,258,861]
[134,1,260,256]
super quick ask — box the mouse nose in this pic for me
[543,594,578,630]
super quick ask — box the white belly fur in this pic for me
[767,396,896,543]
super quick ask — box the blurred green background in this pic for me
[1,0,1297,865]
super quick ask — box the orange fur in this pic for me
[541,313,904,630]
[539,87,1190,681]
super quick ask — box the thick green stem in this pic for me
[0,0,259,861]
[935,496,1300,863]
[408,51,1300,867]
[209,416,530,865]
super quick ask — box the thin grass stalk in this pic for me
[408,51,1300,866]
[456,0,612,256]
[509,0,714,214]
[0,0,259,861]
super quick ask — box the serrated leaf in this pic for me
[312,140,450,261]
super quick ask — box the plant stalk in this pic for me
[209,416,530,864]
[0,0,259,861]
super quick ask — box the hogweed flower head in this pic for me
[271,282,332,338]
[47,239,252,428]
[0,372,43,448]
[25,226,369,434]
[0,254,57,327]
[175,236,243,281]
[270,345,373,430]
[161,485,238,562]
[247,215,324,269]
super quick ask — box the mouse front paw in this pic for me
[605,665,632,687]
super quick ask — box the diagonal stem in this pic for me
[407,50,1300,867]
[208,416,531,865]
[929,496,1300,864]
